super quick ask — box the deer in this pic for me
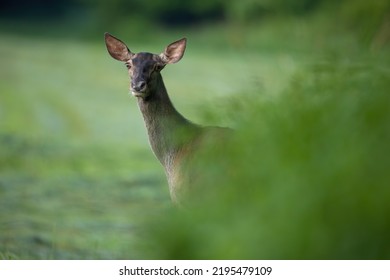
[104,33,230,207]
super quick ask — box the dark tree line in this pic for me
[0,0,324,24]
[1,0,388,45]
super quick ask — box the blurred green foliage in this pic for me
[1,0,389,47]
[339,0,390,47]
[1,0,389,58]
[143,51,390,259]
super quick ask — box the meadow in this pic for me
[1,10,389,259]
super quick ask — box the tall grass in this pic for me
[142,52,390,259]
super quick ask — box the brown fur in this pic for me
[105,33,230,206]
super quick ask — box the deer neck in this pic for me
[137,74,199,168]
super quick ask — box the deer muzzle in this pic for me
[131,79,148,98]
[132,80,147,92]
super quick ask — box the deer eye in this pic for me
[125,63,131,69]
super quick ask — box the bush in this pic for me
[339,0,390,47]
[141,53,390,259]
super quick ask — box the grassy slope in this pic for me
[0,35,167,259]
[1,13,389,259]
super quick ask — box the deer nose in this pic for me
[132,81,147,92]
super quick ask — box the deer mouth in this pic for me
[131,91,143,97]
[131,90,149,98]
[130,80,149,98]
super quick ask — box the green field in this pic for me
[1,8,390,259]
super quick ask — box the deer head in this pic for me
[104,33,187,99]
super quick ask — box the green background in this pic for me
[1,0,389,259]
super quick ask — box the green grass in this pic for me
[1,13,389,259]
[144,52,390,259]
[0,34,169,259]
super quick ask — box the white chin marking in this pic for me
[131,91,145,98]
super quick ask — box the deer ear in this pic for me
[104,33,133,62]
[160,38,187,64]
